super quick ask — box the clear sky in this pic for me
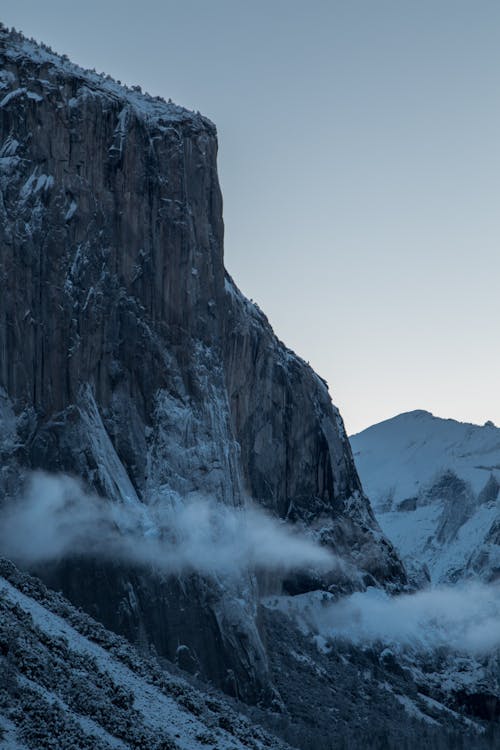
[3,1,500,434]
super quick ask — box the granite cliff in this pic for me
[0,26,405,703]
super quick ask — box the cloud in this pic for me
[269,582,500,655]
[0,471,336,577]
[4,472,498,657]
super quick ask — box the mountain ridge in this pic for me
[350,409,498,440]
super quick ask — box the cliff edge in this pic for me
[0,27,405,702]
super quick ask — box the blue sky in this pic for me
[3,1,500,432]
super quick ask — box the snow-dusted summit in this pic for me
[350,410,500,583]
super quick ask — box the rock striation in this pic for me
[0,27,405,702]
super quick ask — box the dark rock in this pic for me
[0,27,405,702]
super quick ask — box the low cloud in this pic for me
[0,471,336,576]
[270,583,500,655]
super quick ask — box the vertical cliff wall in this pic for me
[0,27,405,701]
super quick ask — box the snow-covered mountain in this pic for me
[350,410,500,583]
[2,24,500,748]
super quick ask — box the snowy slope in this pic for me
[0,559,290,750]
[4,561,498,750]
[350,411,500,582]
[263,586,500,733]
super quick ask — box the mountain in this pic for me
[0,557,292,750]
[2,25,500,749]
[4,558,500,750]
[0,24,405,706]
[350,410,500,583]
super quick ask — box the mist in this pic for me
[269,583,500,656]
[3,472,500,657]
[0,471,336,577]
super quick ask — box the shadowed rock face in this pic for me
[0,28,405,702]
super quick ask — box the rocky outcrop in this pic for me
[0,27,405,702]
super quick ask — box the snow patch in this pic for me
[65,199,77,221]
[0,87,27,108]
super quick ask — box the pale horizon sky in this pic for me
[2,1,500,434]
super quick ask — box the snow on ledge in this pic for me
[0,27,214,132]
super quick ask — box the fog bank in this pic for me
[267,583,500,655]
[0,471,336,576]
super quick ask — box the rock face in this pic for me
[4,558,498,750]
[350,410,500,583]
[0,28,405,702]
